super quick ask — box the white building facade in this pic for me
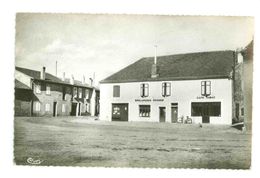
[100,50,235,125]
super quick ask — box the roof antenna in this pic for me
[55,61,58,77]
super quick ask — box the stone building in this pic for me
[14,66,100,117]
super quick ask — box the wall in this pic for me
[14,89,32,116]
[100,78,232,124]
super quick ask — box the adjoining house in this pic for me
[14,66,100,117]
[233,41,253,130]
[100,42,253,126]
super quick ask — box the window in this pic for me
[78,88,82,98]
[241,108,244,116]
[139,105,150,117]
[46,85,51,95]
[73,87,77,98]
[162,82,171,97]
[140,83,149,97]
[201,81,211,96]
[236,103,240,118]
[85,89,90,99]
[113,85,120,97]
[62,87,66,100]
[45,103,50,112]
[35,102,41,111]
[35,84,41,94]
[62,104,66,113]
[191,102,221,117]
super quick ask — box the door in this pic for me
[171,103,178,123]
[71,103,77,116]
[53,102,57,117]
[159,107,166,122]
[202,103,210,123]
[78,103,81,116]
[112,104,128,121]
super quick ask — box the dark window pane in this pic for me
[113,85,120,97]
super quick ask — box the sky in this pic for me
[15,14,254,86]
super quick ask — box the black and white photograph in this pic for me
[13,13,254,169]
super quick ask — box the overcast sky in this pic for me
[15,14,254,85]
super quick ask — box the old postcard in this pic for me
[14,13,254,169]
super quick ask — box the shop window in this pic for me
[113,85,120,97]
[162,82,171,97]
[140,83,149,97]
[191,102,221,117]
[139,105,150,117]
[201,81,211,96]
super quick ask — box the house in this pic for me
[99,46,252,125]
[14,79,33,116]
[233,41,253,130]
[14,66,100,117]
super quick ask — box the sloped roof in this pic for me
[100,50,235,83]
[15,67,94,89]
[15,79,32,90]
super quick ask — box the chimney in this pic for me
[151,45,159,78]
[41,67,46,80]
[70,75,74,85]
[236,47,244,64]
[89,78,93,86]
[62,72,65,82]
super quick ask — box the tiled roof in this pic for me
[100,50,235,83]
[15,67,93,88]
[15,79,32,90]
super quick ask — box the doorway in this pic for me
[171,103,178,123]
[71,103,77,116]
[159,107,166,122]
[78,103,81,116]
[112,103,128,121]
[53,102,57,117]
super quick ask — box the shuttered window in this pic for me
[201,81,211,96]
[113,85,120,97]
[140,83,149,97]
[162,82,171,97]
